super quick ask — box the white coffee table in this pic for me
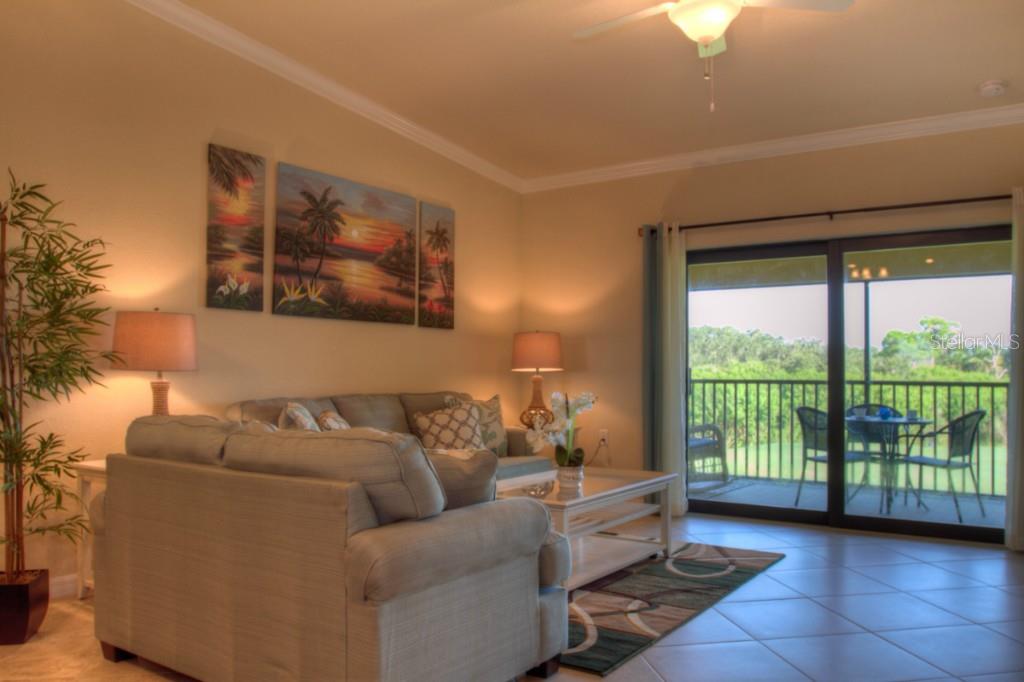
[498,468,678,590]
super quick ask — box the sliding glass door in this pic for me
[842,236,1011,532]
[687,245,830,519]
[686,227,1011,541]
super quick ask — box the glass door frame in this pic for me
[686,224,1010,543]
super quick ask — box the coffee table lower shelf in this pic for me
[567,533,671,590]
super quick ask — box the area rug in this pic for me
[562,542,784,676]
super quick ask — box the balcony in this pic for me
[687,378,1008,528]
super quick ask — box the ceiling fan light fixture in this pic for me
[668,0,742,45]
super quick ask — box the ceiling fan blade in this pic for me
[743,0,854,11]
[573,2,677,39]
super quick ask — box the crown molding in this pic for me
[125,0,526,192]
[521,103,1024,193]
[125,0,1024,197]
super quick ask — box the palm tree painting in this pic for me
[206,144,265,311]
[418,203,455,329]
[272,163,417,324]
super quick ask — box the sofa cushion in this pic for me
[399,391,470,430]
[125,415,240,465]
[346,498,550,602]
[496,455,555,480]
[413,403,486,450]
[426,449,497,509]
[222,428,445,524]
[331,394,409,433]
[445,394,507,456]
[226,396,336,425]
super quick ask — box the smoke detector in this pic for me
[978,80,1008,98]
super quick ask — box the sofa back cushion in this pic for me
[222,428,445,524]
[126,415,240,465]
[399,391,471,431]
[225,397,336,425]
[330,394,409,433]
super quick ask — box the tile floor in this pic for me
[2,513,1021,681]
[535,513,1024,682]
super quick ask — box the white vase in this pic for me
[557,465,584,498]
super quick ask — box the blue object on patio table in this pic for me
[878,406,892,420]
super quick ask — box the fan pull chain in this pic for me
[704,56,716,113]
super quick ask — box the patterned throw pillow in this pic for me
[277,402,321,431]
[444,394,508,457]
[317,410,351,431]
[414,403,486,450]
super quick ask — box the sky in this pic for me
[689,275,1013,349]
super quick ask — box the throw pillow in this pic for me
[277,402,321,431]
[444,394,508,456]
[413,403,486,450]
[317,409,351,431]
[426,449,498,509]
[243,420,278,434]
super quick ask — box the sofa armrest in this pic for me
[539,531,570,588]
[507,426,531,457]
[346,498,550,602]
[89,489,106,537]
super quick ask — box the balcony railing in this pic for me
[687,378,1009,496]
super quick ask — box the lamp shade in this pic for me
[112,311,197,372]
[511,331,563,373]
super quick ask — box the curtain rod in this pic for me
[637,194,1012,236]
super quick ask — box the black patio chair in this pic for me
[687,423,729,491]
[794,407,872,506]
[903,409,987,524]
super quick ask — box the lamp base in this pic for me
[150,379,170,416]
[519,374,554,428]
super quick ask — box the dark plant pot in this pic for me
[0,569,49,645]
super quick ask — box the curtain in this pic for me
[643,224,688,516]
[1007,187,1024,551]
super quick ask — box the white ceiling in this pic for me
[140,0,1024,189]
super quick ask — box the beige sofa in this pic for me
[93,416,569,681]
[225,390,554,481]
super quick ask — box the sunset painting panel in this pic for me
[418,203,454,329]
[273,163,417,324]
[206,144,265,311]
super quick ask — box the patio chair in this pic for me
[687,423,729,491]
[903,409,987,524]
[794,407,872,507]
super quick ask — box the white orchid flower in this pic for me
[525,427,547,454]
[238,281,250,295]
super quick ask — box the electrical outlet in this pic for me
[598,429,609,448]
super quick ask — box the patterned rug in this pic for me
[562,542,784,676]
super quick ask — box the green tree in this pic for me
[375,229,416,290]
[279,226,314,288]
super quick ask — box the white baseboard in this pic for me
[49,573,78,601]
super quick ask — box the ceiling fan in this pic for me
[575,0,855,110]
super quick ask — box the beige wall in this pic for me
[0,0,523,579]
[521,125,1024,470]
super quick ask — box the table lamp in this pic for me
[112,309,197,416]
[511,331,563,428]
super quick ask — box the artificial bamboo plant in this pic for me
[1,173,115,584]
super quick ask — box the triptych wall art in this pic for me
[204,144,454,328]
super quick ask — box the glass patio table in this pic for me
[845,415,932,515]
